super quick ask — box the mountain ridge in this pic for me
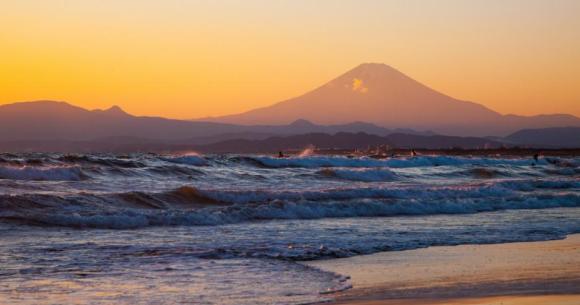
[0,100,577,152]
[202,63,580,136]
[1,61,579,148]
[505,127,580,148]
[0,100,430,143]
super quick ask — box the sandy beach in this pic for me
[306,234,580,305]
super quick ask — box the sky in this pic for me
[1,0,579,119]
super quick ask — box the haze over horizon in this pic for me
[1,0,579,120]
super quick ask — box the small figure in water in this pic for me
[411,149,417,157]
[531,152,542,166]
[278,151,285,158]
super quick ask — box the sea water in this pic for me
[1,153,579,304]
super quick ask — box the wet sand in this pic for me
[326,294,580,305]
[305,235,580,305]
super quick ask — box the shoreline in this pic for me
[305,234,580,305]
[325,294,580,305]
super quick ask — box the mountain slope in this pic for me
[207,63,580,136]
[209,63,500,126]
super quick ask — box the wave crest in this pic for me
[319,168,398,182]
[0,165,88,181]
[2,179,579,228]
[162,155,208,166]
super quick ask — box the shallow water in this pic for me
[0,153,579,304]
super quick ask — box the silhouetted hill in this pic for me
[197,132,389,153]
[506,127,580,148]
[386,133,502,149]
[206,63,580,136]
[251,119,433,137]
[0,101,431,151]
[0,101,239,141]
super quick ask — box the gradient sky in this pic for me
[1,0,579,119]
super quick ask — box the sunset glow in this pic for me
[2,2,580,304]
[1,0,579,119]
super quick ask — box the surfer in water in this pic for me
[278,151,285,158]
[411,149,417,157]
[532,152,541,166]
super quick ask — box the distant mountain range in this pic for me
[1,62,579,152]
[0,131,504,153]
[203,63,580,136]
[0,100,578,152]
[505,127,580,148]
[0,101,236,141]
[0,100,427,146]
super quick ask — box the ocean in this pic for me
[1,152,579,304]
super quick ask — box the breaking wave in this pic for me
[2,178,579,229]
[162,154,208,166]
[3,193,578,229]
[0,165,88,181]
[0,153,578,229]
[59,155,146,168]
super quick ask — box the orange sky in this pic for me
[1,0,579,119]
